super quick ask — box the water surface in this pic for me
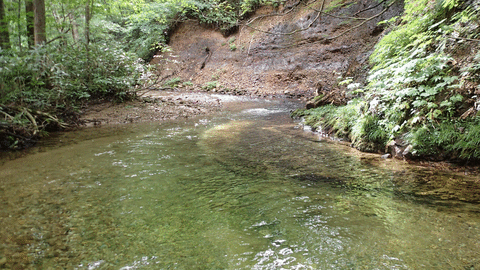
[1,96,479,269]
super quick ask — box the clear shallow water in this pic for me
[1,97,480,269]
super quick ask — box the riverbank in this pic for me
[1,95,479,269]
[78,88,480,175]
[79,89,224,126]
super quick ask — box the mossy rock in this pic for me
[354,140,383,153]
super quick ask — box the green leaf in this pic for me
[450,94,463,103]
[440,100,452,107]
[413,100,427,107]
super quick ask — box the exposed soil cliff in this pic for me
[151,0,404,100]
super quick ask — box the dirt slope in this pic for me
[151,0,403,100]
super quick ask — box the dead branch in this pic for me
[33,110,69,129]
[327,0,395,41]
[242,0,391,39]
[241,5,297,33]
[0,110,14,121]
[244,10,321,35]
[242,0,325,35]
[310,8,368,20]
[23,109,38,135]
[449,36,480,42]
[353,0,387,16]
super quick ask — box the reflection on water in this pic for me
[0,97,479,269]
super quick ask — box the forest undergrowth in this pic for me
[0,0,280,150]
[294,0,480,162]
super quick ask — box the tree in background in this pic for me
[26,0,34,48]
[34,0,46,45]
[0,0,10,49]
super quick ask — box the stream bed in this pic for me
[1,95,479,269]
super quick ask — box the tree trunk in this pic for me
[85,0,90,45]
[33,0,46,45]
[69,13,78,41]
[85,0,91,88]
[0,0,10,49]
[25,0,35,48]
[17,0,21,50]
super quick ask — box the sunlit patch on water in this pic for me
[0,97,479,269]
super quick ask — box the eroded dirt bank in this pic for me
[82,0,404,126]
[151,0,403,100]
[80,91,223,126]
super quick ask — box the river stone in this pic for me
[402,145,414,159]
[381,153,391,159]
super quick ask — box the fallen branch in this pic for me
[242,0,392,40]
[23,109,39,135]
[0,110,14,121]
[34,110,69,129]
[448,36,480,42]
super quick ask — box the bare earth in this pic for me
[81,0,405,126]
[80,90,225,126]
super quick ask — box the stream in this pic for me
[1,95,479,269]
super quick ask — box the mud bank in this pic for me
[80,90,224,126]
[151,0,403,100]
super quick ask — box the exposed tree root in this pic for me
[0,105,69,150]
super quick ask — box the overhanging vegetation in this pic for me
[295,0,480,161]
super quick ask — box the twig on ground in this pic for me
[448,36,480,42]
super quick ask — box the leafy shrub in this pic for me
[405,118,480,160]
[203,81,218,90]
[0,42,146,110]
[165,77,183,87]
[295,0,480,160]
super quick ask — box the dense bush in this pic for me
[0,43,144,110]
[296,0,480,161]
[0,42,147,149]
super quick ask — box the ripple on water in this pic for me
[0,98,479,269]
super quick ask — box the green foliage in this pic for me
[296,0,480,160]
[227,36,237,50]
[0,42,145,110]
[324,0,344,13]
[360,0,480,158]
[203,81,218,90]
[351,114,389,148]
[165,77,183,87]
[461,51,480,82]
[406,118,480,159]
